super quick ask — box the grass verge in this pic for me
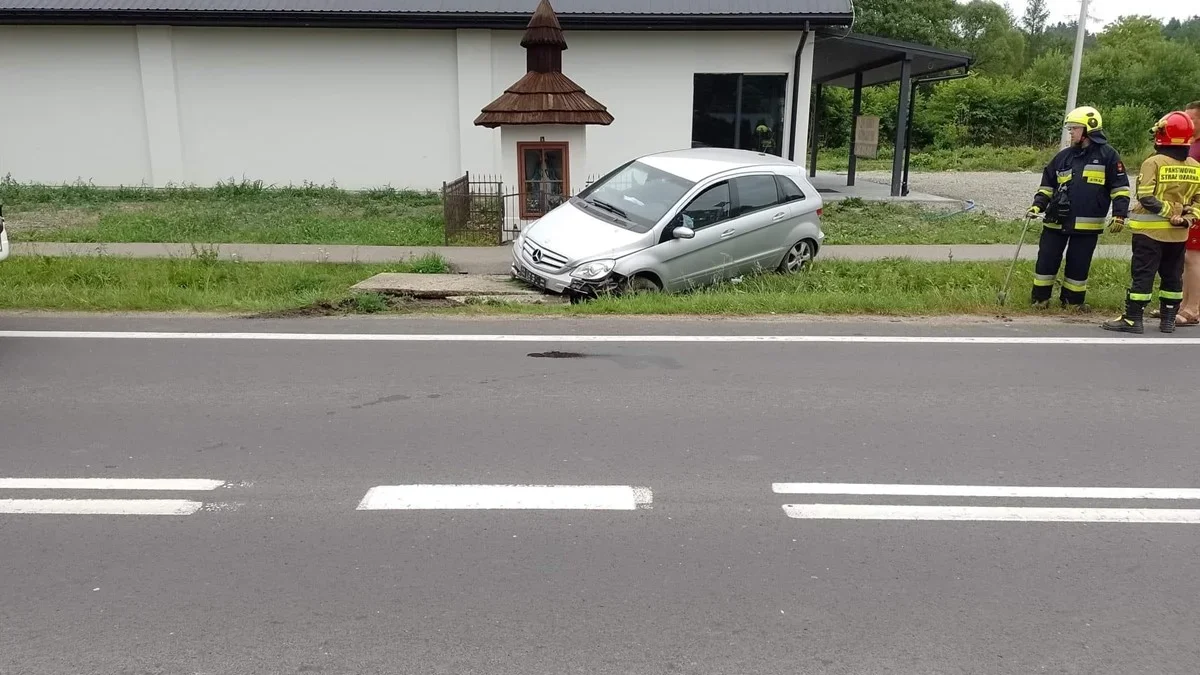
[0,256,1144,317]
[817,145,1058,173]
[3,173,1123,248]
[820,199,1131,245]
[2,177,463,247]
[0,254,448,313]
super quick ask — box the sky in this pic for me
[992,0,1197,27]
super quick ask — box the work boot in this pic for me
[1160,302,1180,333]
[1063,302,1092,314]
[1102,299,1145,334]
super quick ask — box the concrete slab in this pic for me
[447,294,568,306]
[351,273,538,299]
[810,171,963,210]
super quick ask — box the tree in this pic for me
[1163,16,1200,45]
[956,0,1027,77]
[850,0,964,49]
[1020,0,1050,57]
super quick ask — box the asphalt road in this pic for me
[3,315,1200,675]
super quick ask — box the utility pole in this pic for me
[1061,0,1089,148]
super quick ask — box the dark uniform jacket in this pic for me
[1032,130,1131,234]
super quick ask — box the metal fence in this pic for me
[442,173,597,244]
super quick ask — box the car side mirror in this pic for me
[672,226,695,240]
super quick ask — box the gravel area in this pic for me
[855,171,1043,221]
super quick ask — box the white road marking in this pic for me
[0,478,225,491]
[3,330,1200,345]
[0,499,204,515]
[783,504,1200,523]
[356,484,653,511]
[772,483,1200,500]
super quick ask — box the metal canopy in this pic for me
[807,32,972,197]
[812,33,972,88]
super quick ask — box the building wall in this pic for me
[0,26,151,185]
[488,30,811,182]
[0,24,814,190]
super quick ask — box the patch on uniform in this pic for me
[1117,161,1125,173]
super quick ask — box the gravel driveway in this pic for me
[855,171,1043,221]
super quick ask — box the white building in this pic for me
[0,0,969,201]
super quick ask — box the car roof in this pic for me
[637,147,799,183]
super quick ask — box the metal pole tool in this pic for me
[998,215,1036,305]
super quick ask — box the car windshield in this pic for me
[574,160,696,232]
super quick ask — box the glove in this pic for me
[1025,206,1043,220]
[1108,216,1126,234]
[1171,215,1188,227]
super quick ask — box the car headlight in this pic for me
[570,259,615,280]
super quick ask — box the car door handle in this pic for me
[721,229,736,237]
[772,212,787,221]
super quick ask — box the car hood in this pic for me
[523,200,651,264]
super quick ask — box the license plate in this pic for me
[516,262,546,288]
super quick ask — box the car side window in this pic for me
[677,181,731,231]
[733,175,783,217]
[774,175,806,203]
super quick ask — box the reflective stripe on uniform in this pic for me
[1130,292,1154,301]
[1037,187,1054,197]
[1111,188,1131,199]
[1160,290,1185,300]
[1062,278,1088,292]
[1042,222,1062,230]
[1033,274,1056,287]
[1130,213,1176,230]
[1082,167,1106,185]
[1057,171,1072,184]
[1073,217,1106,231]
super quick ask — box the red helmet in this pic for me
[1154,111,1195,147]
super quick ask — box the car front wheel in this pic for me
[623,275,662,295]
[778,239,814,274]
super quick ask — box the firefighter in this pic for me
[1103,111,1200,333]
[1026,106,1132,310]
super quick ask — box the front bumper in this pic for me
[510,244,617,297]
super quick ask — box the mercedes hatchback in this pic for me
[511,147,824,298]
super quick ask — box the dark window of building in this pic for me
[692,74,788,156]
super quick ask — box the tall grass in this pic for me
[1,175,445,246]
[0,254,448,312]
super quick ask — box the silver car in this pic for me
[510,147,823,298]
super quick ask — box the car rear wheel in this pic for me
[778,239,815,274]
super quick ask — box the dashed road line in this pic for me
[0,477,232,515]
[0,478,225,491]
[776,481,1200,524]
[782,504,1200,524]
[771,482,1200,500]
[356,484,654,511]
[0,499,205,516]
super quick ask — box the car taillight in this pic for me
[817,208,823,217]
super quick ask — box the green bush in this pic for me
[1103,104,1158,166]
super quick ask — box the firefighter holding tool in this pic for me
[1026,106,1131,310]
[1102,111,1200,334]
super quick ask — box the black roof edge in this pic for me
[814,30,975,64]
[0,9,854,30]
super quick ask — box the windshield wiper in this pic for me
[588,198,628,220]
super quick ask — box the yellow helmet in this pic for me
[1065,106,1103,131]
